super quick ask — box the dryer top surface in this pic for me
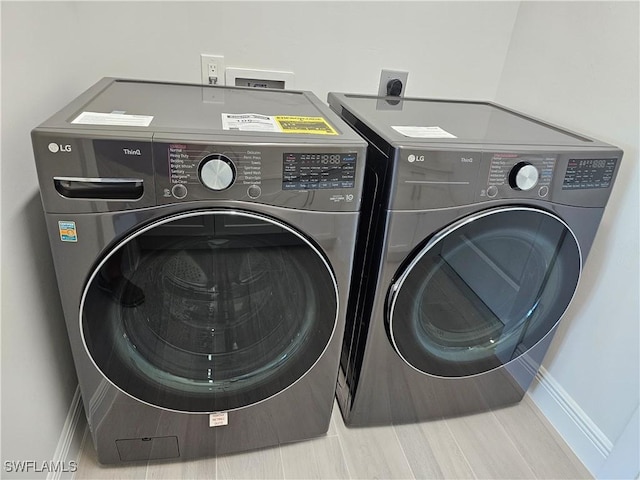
[329,93,617,150]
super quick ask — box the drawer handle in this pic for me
[54,177,144,200]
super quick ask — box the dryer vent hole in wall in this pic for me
[378,69,409,98]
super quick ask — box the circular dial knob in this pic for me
[199,154,235,191]
[509,162,540,191]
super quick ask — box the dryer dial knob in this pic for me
[509,162,539,191]
[199,155,235,191]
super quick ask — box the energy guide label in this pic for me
[58,221,78,242]
[274,116,338,135]
[221,114,338,135]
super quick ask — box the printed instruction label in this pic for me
[392,126,457,139]
[58,221,78,242]
[72,111,154,127]
[222,113,338,135]
[209,412,229,427]
[221,113,280,132]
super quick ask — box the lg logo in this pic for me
[48,143,72,153]
[407,154,425,163]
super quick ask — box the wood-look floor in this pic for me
[72,396,592,479]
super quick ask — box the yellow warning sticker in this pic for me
[274,116,338,135]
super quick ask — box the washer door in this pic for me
[81,210,338,412]
[388,207,581,378]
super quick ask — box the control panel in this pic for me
[562,158,617,190]
[156,143,267,201]
[152,142,361,210]
[485,153,555,199]
[393,146,621,210]
[282,152,357,190]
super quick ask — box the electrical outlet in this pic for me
[201,54,225,85]
[378,69,409,97]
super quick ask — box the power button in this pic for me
[247,185,262,199]
[171,184,188,199]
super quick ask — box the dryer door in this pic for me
[81,210,338,412]
[388,207,581,378]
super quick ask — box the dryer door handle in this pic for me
[54,177,144,200]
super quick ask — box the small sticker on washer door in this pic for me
[209,412,228,427]
[392,126,457,138]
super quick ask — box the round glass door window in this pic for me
[388,207,581,378]
[81,210,338,412]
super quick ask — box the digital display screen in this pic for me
[562,158,617,190]
[282,153,357,190]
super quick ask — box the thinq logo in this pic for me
[4,460,78,473]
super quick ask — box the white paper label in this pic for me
[221,113,279,132]
[72,111,154,127]
[392,126,457,139]
[209,412,228,427]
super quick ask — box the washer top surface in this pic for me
[40,79,362,144]
[330,93,612,148]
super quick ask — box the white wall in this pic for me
[496,2,639,478]
[0,1,519,475]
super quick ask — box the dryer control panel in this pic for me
[479,152,620,207]
[393,147,622,210]
[485,153,556,199]
[561,158,617,190]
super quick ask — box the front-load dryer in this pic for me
[328,93,622,426]
[32,78,366,463]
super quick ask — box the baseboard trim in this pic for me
[529,365,613,474]
[47,385,84,480]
